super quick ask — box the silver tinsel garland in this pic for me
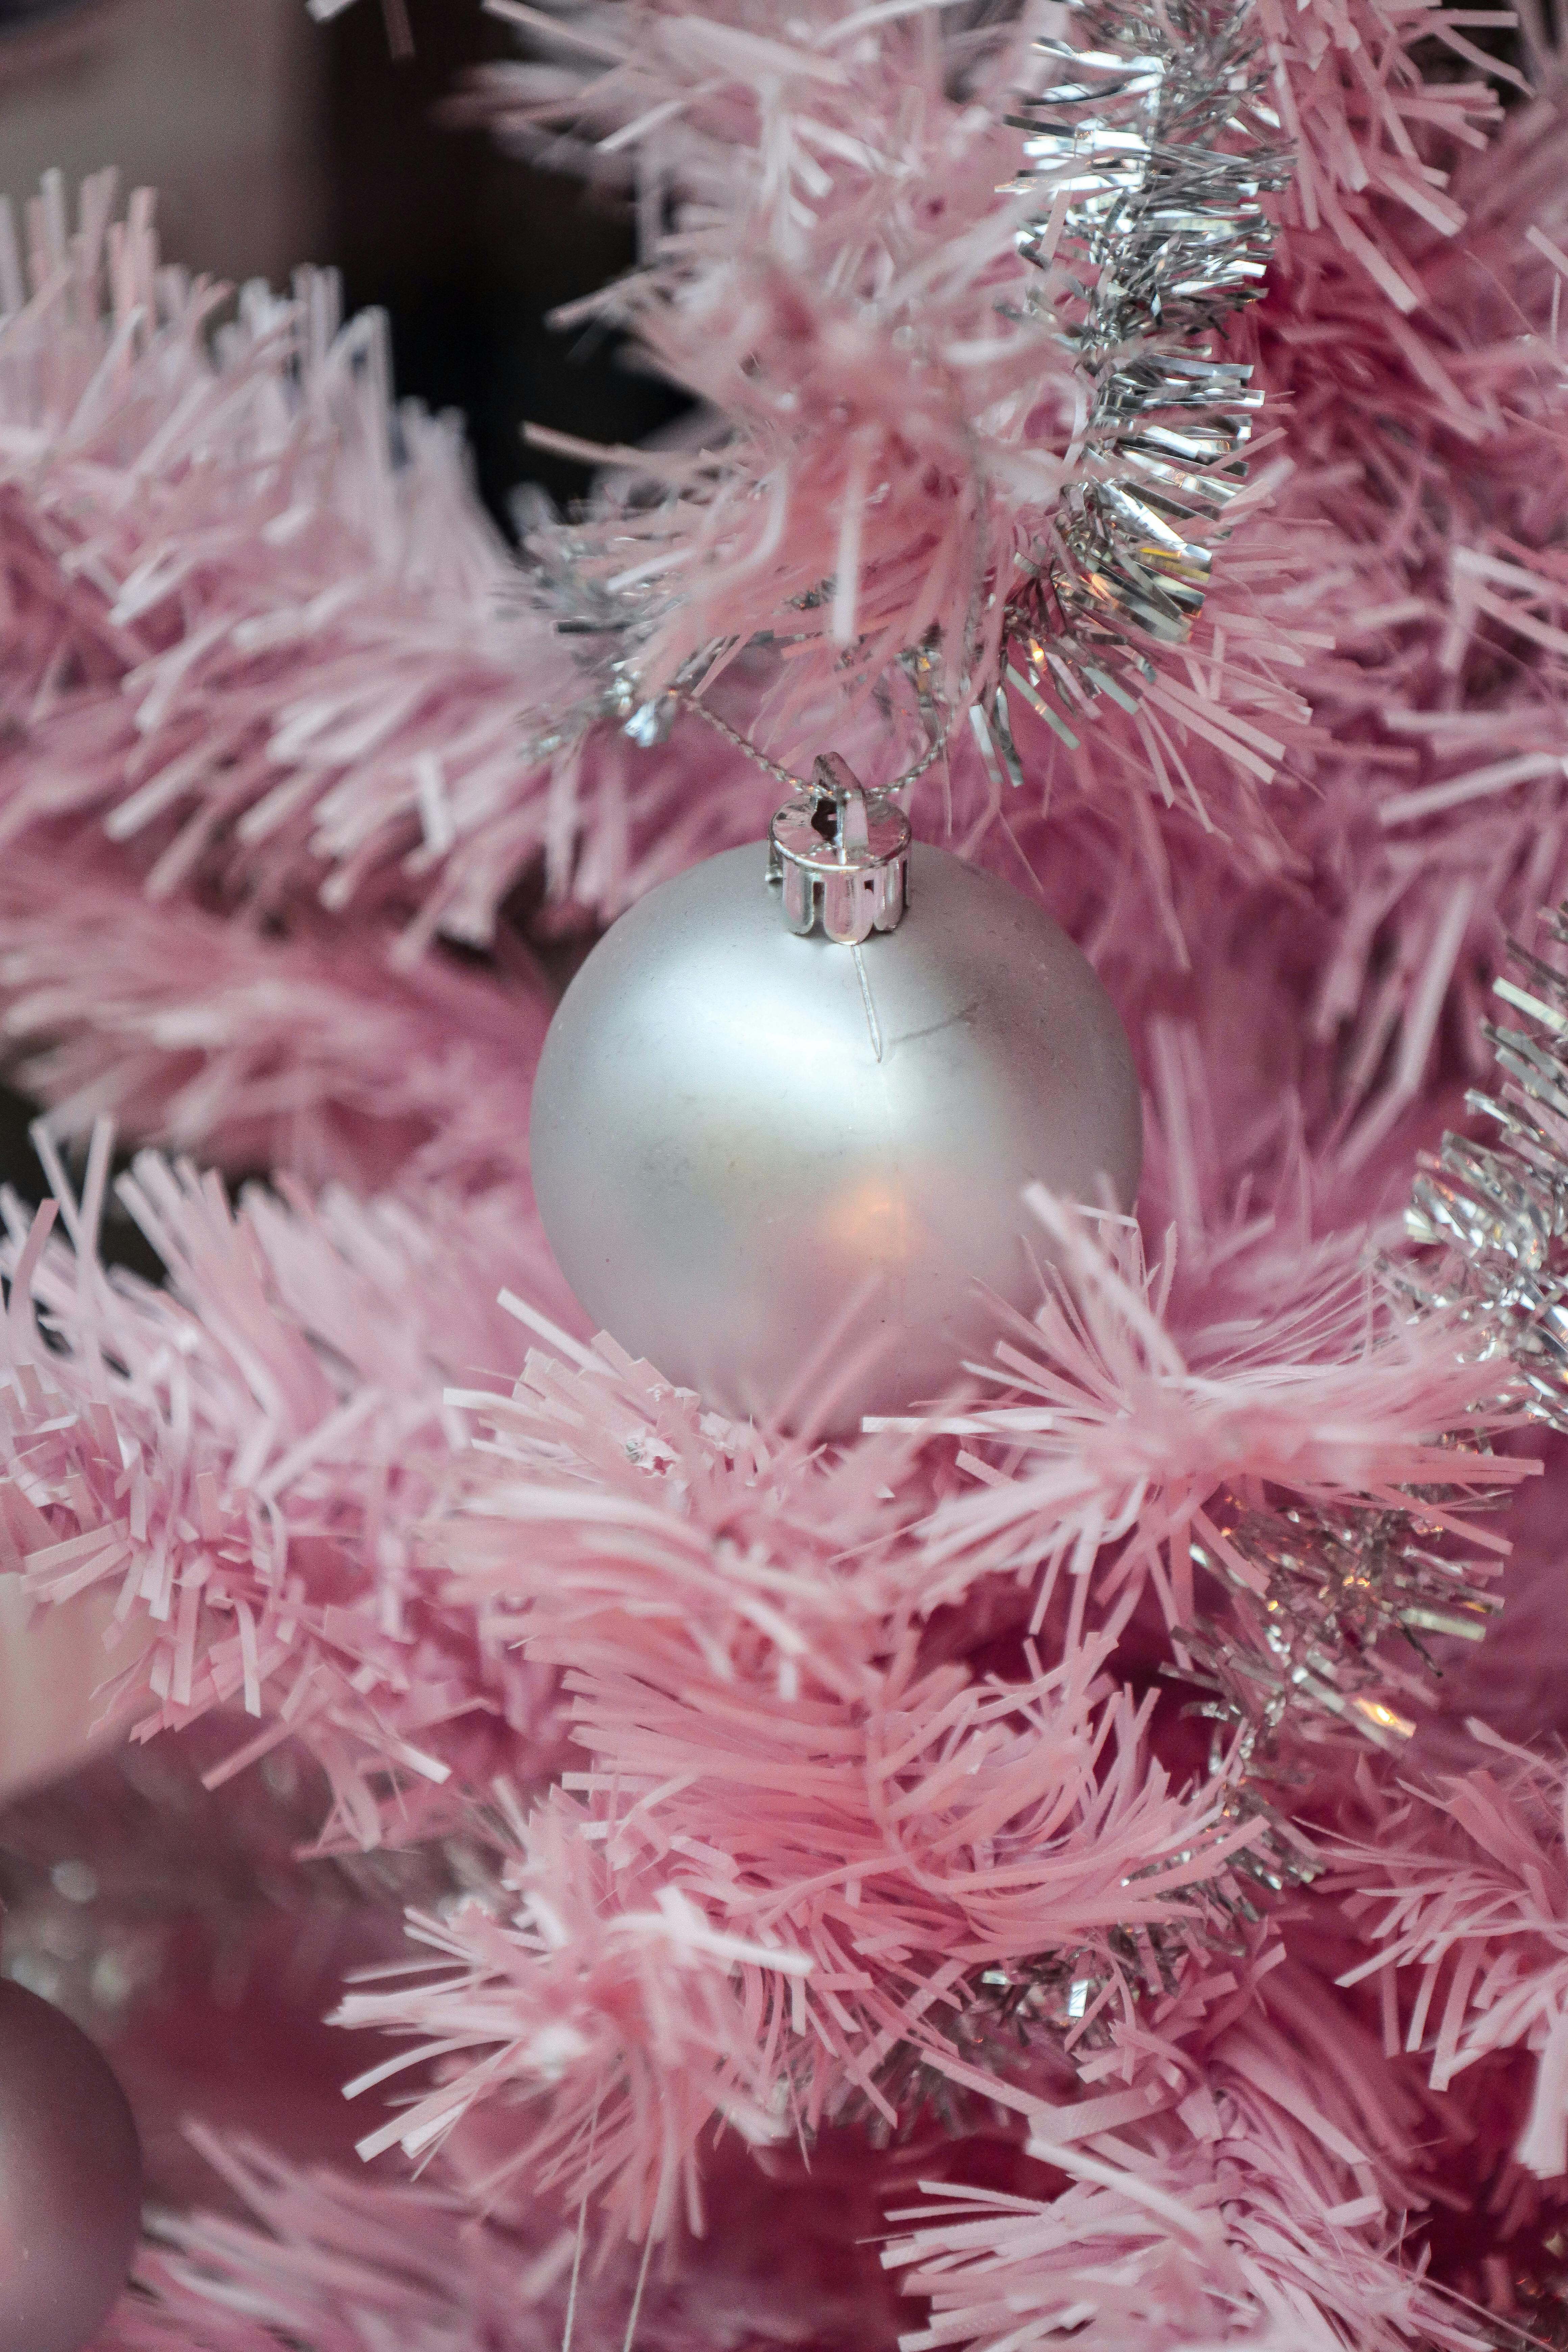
[989,0,1293,766]
[1164,910,1568,1774]
[1174,1494,1503,1766]
[1402,904,1568,1426]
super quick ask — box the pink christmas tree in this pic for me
[2,1,1568,2345]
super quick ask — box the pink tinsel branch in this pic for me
[0,6,1565,2345]
[885,2064,1485,2352]
[0,1146,566,1848]
[0,171,587,944]
[893,1191,1529,1625]
[333,1787,811,2241]
[0,834,549,1198]
[1339,1732,1568,2179]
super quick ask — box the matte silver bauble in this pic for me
[530,834,1142,1432]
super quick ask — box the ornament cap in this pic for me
[767,755,911,943]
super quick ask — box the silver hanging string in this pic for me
[666,687,949,799]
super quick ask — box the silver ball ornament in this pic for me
[531,790,1141,1433]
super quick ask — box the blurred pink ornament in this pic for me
[0,1978,141,2352]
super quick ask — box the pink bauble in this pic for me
[0,1980,142,2352]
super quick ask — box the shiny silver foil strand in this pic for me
[1401,902,1568,1427]
[1172,1495,1503,1772]
[993,0,1294,761]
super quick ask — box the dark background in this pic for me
[323,0,683,529]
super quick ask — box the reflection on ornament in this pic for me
[531,761,1142,1433]
[0,1978,142,2352]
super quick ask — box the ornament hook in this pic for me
[766,755,911,943]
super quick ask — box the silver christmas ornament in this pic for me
[530,761,1142,1432]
